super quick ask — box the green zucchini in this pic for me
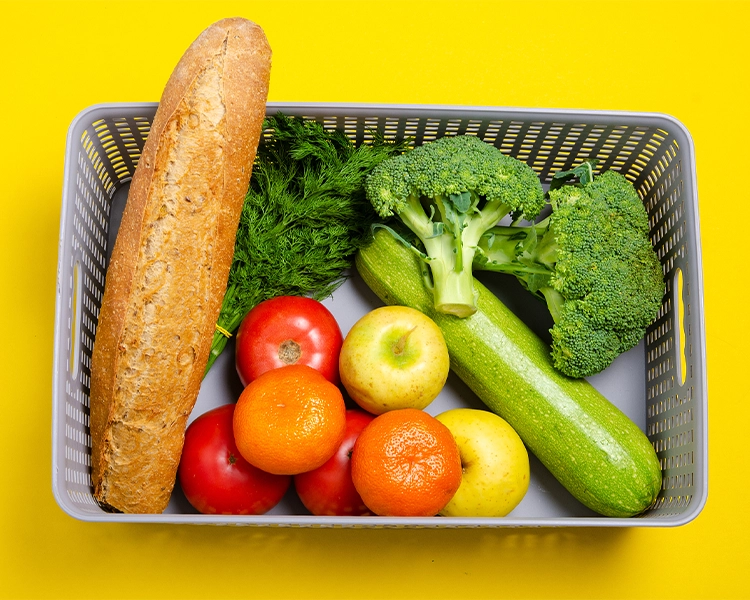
[356,229,662,518]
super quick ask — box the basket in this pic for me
[52,102,707,526]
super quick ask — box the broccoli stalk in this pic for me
[474,162,665,378]
[365,135,545,317]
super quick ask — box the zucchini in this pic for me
[355,229,662,518]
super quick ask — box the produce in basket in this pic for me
[474,161,665,377]
[233,364,347,476]
[294,408,375,517]
[364,134,545,318]
[205,113,408,373]
[89,18,272,514]
[355,228,662,518]
[436,408,530,518]
[338,305,450,415]
[178,404,291,515]
[234,295,343,387]
[350,408,462,517]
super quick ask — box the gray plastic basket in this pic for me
[52,102,707,526]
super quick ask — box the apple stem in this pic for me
[393,327,417,356]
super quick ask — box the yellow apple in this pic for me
[436,408,529,517]
[339,306,450,415]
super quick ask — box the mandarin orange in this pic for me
[233,364,346,475]
[350,408,462,517]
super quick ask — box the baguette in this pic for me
[89,18,272,513]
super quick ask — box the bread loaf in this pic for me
[89,18,271,513]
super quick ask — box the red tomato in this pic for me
[293,409,375,516]
[178,404,290,515]
[235,296,343,387]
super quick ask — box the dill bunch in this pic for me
[205,113,407,374]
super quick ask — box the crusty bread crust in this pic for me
[89,18,271,513]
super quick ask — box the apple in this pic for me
[436,408,529,517]
[339,306,450,415]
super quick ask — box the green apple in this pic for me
[339,306,450,415]
[436,408,529,517]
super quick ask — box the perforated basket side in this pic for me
[640,135,706,522]
[52,104,156,519]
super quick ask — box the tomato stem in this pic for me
[278,339,302,365]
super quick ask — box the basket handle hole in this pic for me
[674,268,687,386]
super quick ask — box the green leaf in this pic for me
[519,223,539,255]
[549,160,599,191]
[524,272,553,293]
[428,221,445,238]
[448,191,472,213]
[371,223,431,262]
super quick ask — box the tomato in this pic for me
[178,404,290,515]
[235,296,343,387]
[293,409,375,516]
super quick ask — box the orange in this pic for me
[233,364,346,475]
[350,408,462,517]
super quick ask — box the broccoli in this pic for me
[364,135,545,317]
[474,161,665,378]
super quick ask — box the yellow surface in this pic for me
[1,0,747,598]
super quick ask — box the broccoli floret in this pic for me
[475,163,665,378]
[364,135,545,317]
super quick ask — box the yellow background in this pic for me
[1,0,747,598]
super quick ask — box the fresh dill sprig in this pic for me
[205,113,408,375]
